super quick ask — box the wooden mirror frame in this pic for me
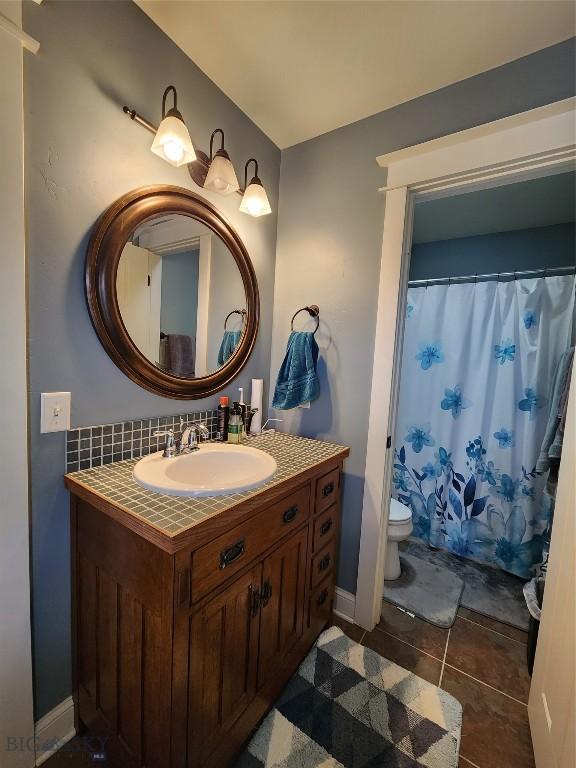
[85,185,259,399]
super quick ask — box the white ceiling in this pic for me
[135,1,575,149]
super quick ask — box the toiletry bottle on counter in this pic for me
[228,403,243,444]
[245,408,258,434]
[238,387,247,438]
[217,396,229,441]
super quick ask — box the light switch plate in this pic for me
[41,392,71,433]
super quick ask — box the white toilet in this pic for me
[384,498,413,581]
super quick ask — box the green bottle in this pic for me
[227,402,243,444]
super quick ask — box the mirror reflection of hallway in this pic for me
[118,214,246,379]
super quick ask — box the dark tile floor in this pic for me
[337,601,535,768]
[46,604,534,768]
[42,738,95,766]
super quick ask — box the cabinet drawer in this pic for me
[315,467,340,514]
[312,505,337,552]
[310,536,338,589]
[308,574,334,638]
[191,485,310,603]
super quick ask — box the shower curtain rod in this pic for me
[408,265,575,288]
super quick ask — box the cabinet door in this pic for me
[189,564,261,765]
[258,528,308,688]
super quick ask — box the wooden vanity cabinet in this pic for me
[69,459,345,768]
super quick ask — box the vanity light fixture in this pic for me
[122,95,272,216]
[204,129,240,196]
[150,85,196,167]
[239,158,272,218]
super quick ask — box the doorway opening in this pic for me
[384,171,575,635]
[375,174,575,768]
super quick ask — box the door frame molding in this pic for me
[0,1,35,765]
[354,96,576,631]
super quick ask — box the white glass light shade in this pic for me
[239,180,272,217]
[150,115,196,167]
[204,152,240,195]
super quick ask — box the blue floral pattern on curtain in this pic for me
[394,275,575,579]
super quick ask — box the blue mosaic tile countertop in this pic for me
[65,432,348,538]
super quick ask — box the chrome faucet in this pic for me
[181,422,210,452]
[154,420,210,458]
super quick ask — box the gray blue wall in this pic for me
[207,236,247,372]
[24,0,280,718]
[160,249,200,339]
[410,224,576,281]
[412,170,576,244]
[271,38,576,595]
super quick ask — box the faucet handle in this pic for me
[153,428,174,437]
[181,424,197,450]
[153,429,177,458]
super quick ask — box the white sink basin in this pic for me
[133,443,277,497]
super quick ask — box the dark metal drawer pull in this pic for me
[220,538,245,569]
[316,589,328,607]
[282,505,298,524]
[250,585,261,617]
[261,578,273,608]
[322,481,335,497]
[318,554,331,572]
[320,518,333,536]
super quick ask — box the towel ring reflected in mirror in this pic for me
[224,309,247,330]
[85,185,259,399]
[291,305,320,335]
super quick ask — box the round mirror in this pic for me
[86,186,259,398]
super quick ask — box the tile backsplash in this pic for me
[66,409,219,472]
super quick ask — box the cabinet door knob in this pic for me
[282,505,298,524]
[319,554,331,572]
[320,518,333,536]
[322,481,335,497]
[220,538,245,569]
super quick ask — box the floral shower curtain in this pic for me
[393,275,575,579]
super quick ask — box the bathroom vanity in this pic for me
[65,432,348,768]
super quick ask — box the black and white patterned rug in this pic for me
[236,626,462,767]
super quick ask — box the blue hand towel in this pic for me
[272,331,320,410]
[218,331,241,365]
[217,330,241,366]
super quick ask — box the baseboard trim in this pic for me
[34,696,75,766]
[333,587,356,622]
